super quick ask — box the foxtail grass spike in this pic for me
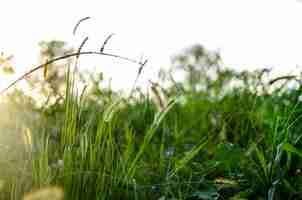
[73,17,91,36]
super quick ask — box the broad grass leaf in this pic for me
[171,139,208,177]
[103,98,122,122]
[283,142,302,158]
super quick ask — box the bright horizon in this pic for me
[1,0,302,91]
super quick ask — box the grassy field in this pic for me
[1,46,302,200]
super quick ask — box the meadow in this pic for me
[0,41,302,200]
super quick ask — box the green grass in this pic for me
[1,58,302,200]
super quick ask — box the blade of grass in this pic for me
[169,139,208,178]
[283,142,302,158]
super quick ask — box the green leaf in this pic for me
[103,98,122,122]
[283,142,302,158]
[170,139,208,177]
[255,146,268,182]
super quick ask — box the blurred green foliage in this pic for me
[0,42,302,200]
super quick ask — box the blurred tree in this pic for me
[0,54,15,75]
[162,44,277,102]
[167,44,236,96]
[28,40,74,104]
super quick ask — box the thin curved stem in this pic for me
[0,51,144,95]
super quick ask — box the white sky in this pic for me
[1,0,302,91]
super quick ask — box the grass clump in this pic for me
[0,43,302,200]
